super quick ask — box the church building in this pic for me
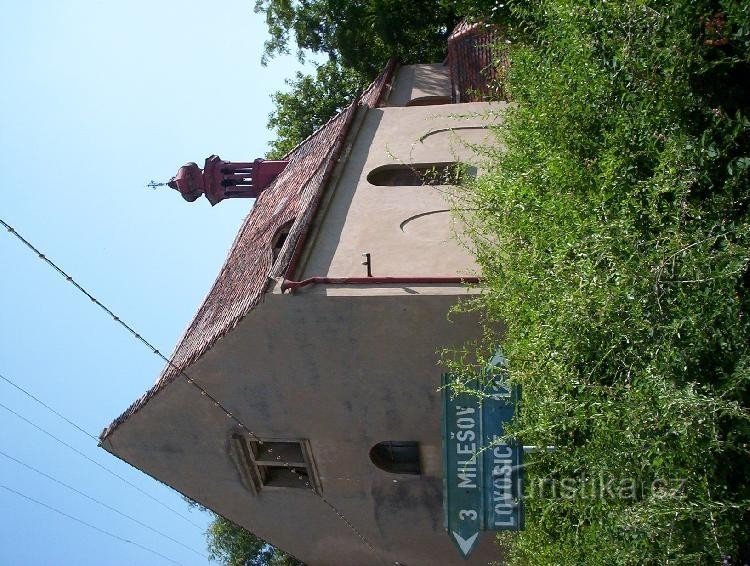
[100,23,507,565]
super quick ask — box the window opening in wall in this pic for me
[230,434,321,494]
[271,220,294,261]
[406,95,452,107]
[370,441,421,475]
[367,163,474,186]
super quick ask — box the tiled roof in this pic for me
[448,21,506,102]
[100,60,397,441]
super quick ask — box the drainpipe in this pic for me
[281,276,481,294]
[282,59,398,289]
[278,60,481,295]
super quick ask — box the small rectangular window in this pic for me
[251,441,306,466]
[264,466,309,488]
[230,435,320,494]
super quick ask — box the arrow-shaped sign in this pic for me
[483,347,523,531]
[451,531,479,556]
[443,348,524,559]
[443,374,483,558]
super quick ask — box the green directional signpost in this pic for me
[482,348,524,532]
[443,375,484,557]
[442,347,523,560]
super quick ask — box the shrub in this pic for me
[452,1,750,562]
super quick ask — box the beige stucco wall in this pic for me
[387,63,453,106]
[102,292,501,565]
[102,65,509,565]
[298,99,505,283]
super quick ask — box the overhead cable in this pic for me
[1,217,387,563]
[0,370,98,441]
[0,400,203,530]
[0,448,207,558]
[0,484,182,565]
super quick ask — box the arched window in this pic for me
[369,441,421,474]
[367,163,472,186]
[406,95,452,106]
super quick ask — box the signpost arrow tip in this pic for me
[451,531,479,557]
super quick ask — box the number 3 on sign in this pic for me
[459,509,477,521]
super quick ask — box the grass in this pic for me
[447,1,750,563]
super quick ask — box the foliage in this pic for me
[257,1,520,156]
[184,498,301,565]
[206,515,303,566]
[253,0,462,76]
[256,0,520,157]
[448,0,750,563]
[266,60,368,159]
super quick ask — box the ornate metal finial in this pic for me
[147,180,167,190]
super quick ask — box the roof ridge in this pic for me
[277,58,398,160]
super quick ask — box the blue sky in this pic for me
[0,1,315,563]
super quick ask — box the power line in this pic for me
[0,372,201,548]
[0,448,207,558]
[0,367,207,532]
[0,217,192,384]
[0,484,182,565]
[0,400,204,530]
[1,217,387,563]
[0,370,97,441]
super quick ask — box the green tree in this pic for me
[207,515,303,566]
[254,0,463,76]
[266,60,368,158]
[447,0,750,563]
[257,0,514,154]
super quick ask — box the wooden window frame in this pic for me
[230,434,322,495]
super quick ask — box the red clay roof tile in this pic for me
[100,60,397,441]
